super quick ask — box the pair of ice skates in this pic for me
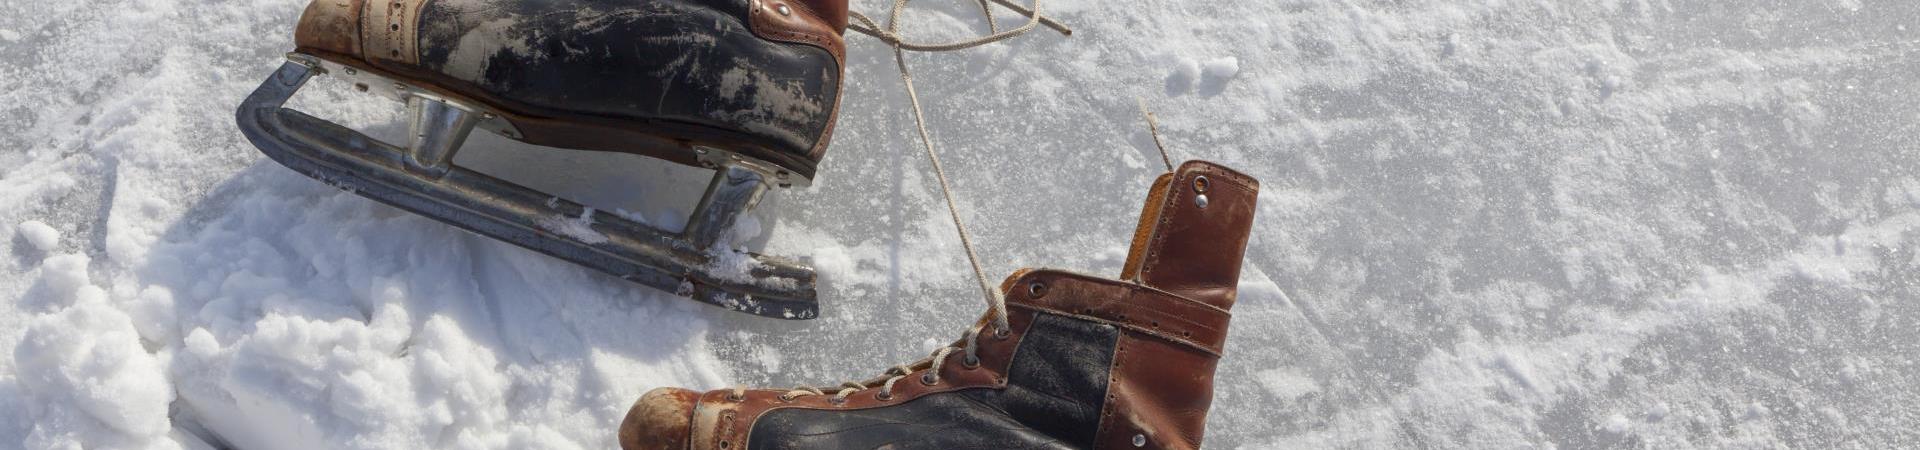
[238,0,1258,448]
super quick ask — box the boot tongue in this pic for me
[1117,161,1259,311]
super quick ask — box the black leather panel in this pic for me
[748,314,1117,450]
[414,0,837,160]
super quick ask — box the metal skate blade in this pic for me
[236,59,819,320]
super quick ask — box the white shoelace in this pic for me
[738,0,1070,404]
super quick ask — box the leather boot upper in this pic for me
[621,161,1260,450]
[291,0,847,175]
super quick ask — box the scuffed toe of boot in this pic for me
[620,387,700,450]
[292,0,362,58]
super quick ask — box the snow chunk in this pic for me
[1202,57,1241,82]
[538,208,609,245]
[1599,413,1631,435]
[1254,368,1320,401]
[17,220,59,251]
[175,304,516,449]
[41,253,93,301]
[14,296,178,449]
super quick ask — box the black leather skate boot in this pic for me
[620,160,1260,449]
[236,0,851,318]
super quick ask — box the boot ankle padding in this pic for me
[1121,161,1261,311]
[1120,173,1174,280]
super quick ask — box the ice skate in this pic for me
[235,0,851,319]
[619,160,1259,449]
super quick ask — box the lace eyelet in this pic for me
[828,396,847,405]
[994,327,1011,340]
[920,373,939,386]
[726,392,744,402]
[963,355,981,368]
[777,394,795,402]
[1028,281,1047,298]
[876,392,893,401]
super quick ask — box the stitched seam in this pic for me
[1095,331,1127,446]
[1009,304,1223,357]
[1141,171,1186,283]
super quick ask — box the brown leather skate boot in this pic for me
[237,0,853,318]
[619,160,1259,449]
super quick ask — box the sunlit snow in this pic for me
[2,0,1918,448]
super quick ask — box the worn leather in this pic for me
[1007,271,1231,356]
[1127,161,1261,310]
[620,161,1261,450]
[290,0,846,169]
[745,313,1116,449]
[1099,160,1259,449]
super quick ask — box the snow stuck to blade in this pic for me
[536,207,610,245]
[3,0,1920,448]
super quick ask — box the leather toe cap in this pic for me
[620,387,700,450]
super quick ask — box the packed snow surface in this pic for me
[3,0,1919,448]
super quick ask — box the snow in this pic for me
[3,0,1920,449]
[535,208,609,245]
[14,221,58,252]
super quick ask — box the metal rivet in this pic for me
[1133,434,1146,447]
[1195,194,1209,208]
[776,3,791,15]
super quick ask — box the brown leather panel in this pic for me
[1137,161,1261,310]
[1121,173,1174,280]
[747,0,845,61]
[293,0,365,58]
[361,0,424,64]
[1095,333,1218,450]
[1006,270,1231,356]
[747,0,846,159]
[695,308,1038,447]
[790,0,848,33]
